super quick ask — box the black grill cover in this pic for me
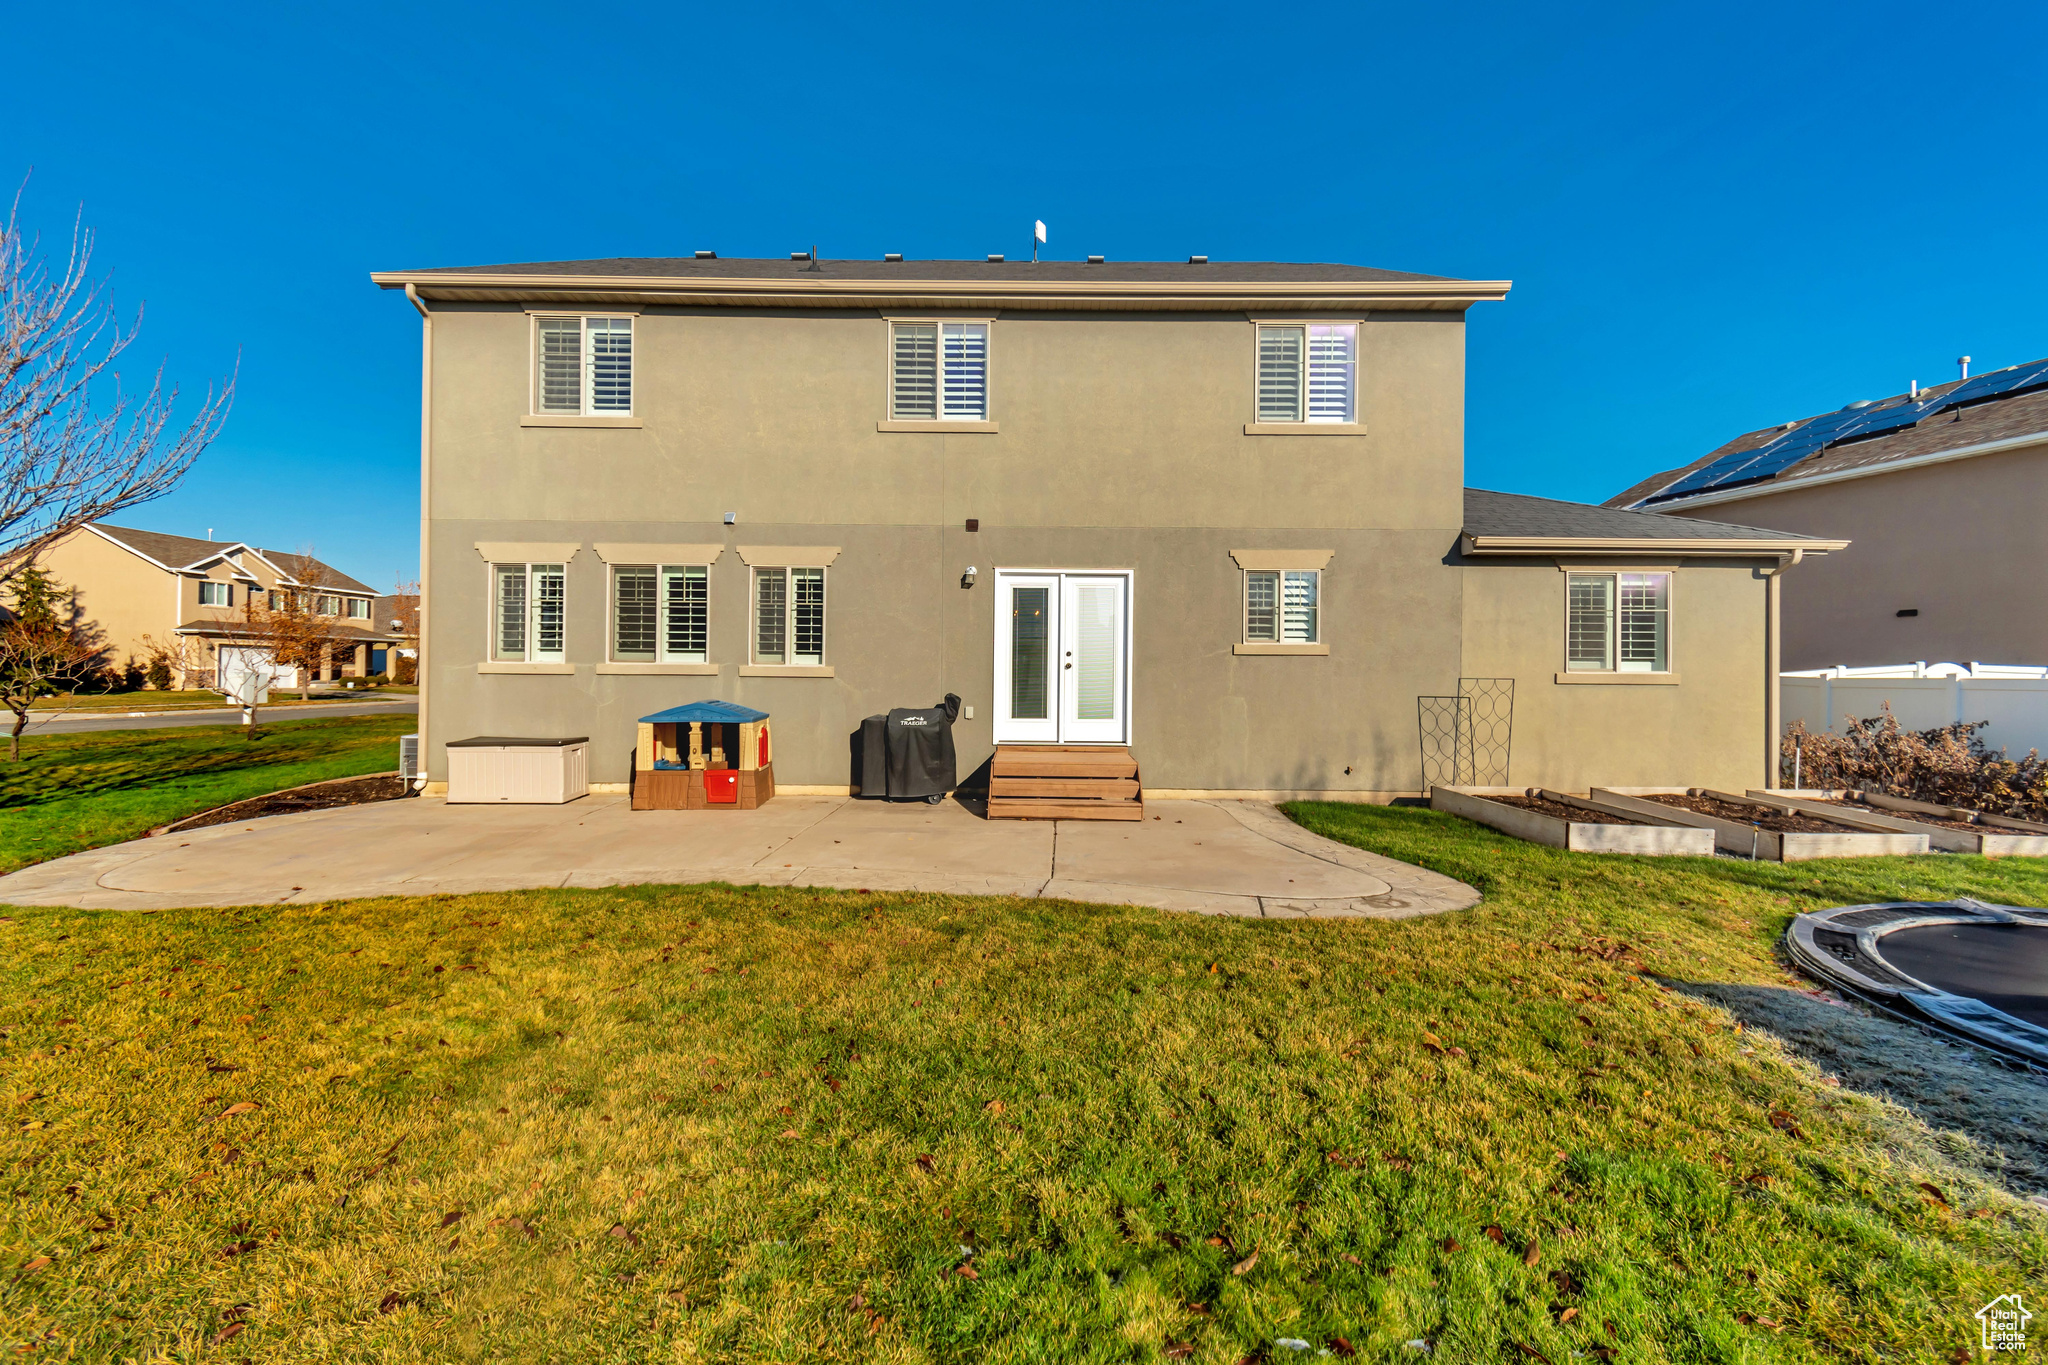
[877,693,961,799]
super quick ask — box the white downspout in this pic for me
[1762,549,1804,786]
[406,283,432,792]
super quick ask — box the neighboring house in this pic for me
[35,523,405,688]
[1606,358,2048,669]
[372,254,1838,799]
[371,590,420,677]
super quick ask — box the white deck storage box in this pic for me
[446,736,590,804]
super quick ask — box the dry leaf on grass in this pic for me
[983,1099,1005,1115]
[954,1262,979,1279]
[378,1291,406,1314]
[1916,1181,1950,1209]
[1522,1237,1540,1266]
[1513,1342,1554,1363]
[609,1223,641,1247]
[1441,1236,1461,1252]
[1484,1224,1505,1244]
[1558,1307,1579,1325]
[1164,1343,1194,1359]
[16,1255,52,1278]
[914,1155,936,1174]
[1231,1250,1259,1276]
[217,1101,261,1118]
[439,1210,465,1229]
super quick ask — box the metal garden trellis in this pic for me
[1418,678,1515,788]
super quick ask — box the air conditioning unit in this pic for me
[398,734,421,780]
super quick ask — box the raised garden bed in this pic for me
[159,773,413,834]
[1591,787,1928,861]
[1429,786,1714,856]
[1749,789,2048,857]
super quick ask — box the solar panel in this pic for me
[1932,358,2048,411]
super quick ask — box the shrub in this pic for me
[393,655,416,684]
[1782,703,2048,820]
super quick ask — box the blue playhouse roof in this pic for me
[638,700,769,724]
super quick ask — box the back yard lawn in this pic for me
[2,803,2044,1361]
[0,715,415,874]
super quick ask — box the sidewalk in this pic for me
[0,795,1479,919]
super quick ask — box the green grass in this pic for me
[0,715,415,874]
[2,804,2045,1362]
[30,690,230,712]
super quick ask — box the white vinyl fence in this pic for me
[1782,662,2048,758]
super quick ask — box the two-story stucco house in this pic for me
[371,254,1839,806]
[35,523,406,688]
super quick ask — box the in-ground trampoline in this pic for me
[1787,899,2048,1066]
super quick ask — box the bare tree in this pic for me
[210,560,356,734]
[0,565,101,758]
[1,177,235,581]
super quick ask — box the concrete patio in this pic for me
[0,795,1479,918]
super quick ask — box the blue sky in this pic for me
[7,0,2045,588]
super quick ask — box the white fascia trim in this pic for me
[1631,429,2048,512]
[84,523,178,573]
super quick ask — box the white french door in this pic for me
[993,570,1131,744]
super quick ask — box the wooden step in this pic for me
[991,747,1138,779]
[987,797,1146,821]
[990,776,1141,799]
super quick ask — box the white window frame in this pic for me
[531,314,635,416]
[1252,321,1358,424]
[491,562,569,664]
[752,566,827,666]
[888,319,992,422]
[610,563,710,664]
[346,598,370,620]
[1243,569,1320,644]
[198,580,232,607]
[1565,571,1672,674]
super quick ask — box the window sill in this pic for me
[1244,422,1365,435]
[738,664,836,678]
[876,420,999,433]
[1554,671,1680,685]
[478,662,577,675]
[1233,642,1330,656]
[595,662,720,675]
[520,414,642,428]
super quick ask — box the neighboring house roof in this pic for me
[373,594,419,636]
[87,523,377,595]
[1461,488,1844,555]
[372,256,1511,312]
[1607,362,2048,511]
[173,619,405,643]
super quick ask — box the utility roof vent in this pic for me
[1087,255,1105,264]
[884,253,903,262]
[694,249,716,259]
[1187,255,1209,264]
[790,250,810,261]
[987,253,1005,262]
[1843,399,1874,410]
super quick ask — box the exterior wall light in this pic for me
[961,566,977,589]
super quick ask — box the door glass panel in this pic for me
[1073,583,1117,721]
[1011,586,1049,719]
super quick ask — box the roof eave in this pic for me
[1461,534,1847,556]
[369,270,1512,312]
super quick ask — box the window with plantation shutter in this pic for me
[891,321,988,421]
[493,562,567,664]
[533,316,633,415]
[753,566,827,666]
[1566,572,1670,673]
[1244,570,1320,644]
[1256,322,1357,424]
[1257,326,1303,422]
[1306,325,1355,422]
[612,564,710,664]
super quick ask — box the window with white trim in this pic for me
[1566,572,1669,672]
[753,566,825,665]
[346,598,370,620]
[198,580,232,607]
[612,564,709,663]
[1244,570,1319,644]
[890,321,988,420]
[313,594,340,616]
[534,315,634,414]
[492,562,568,663]
[1255,323,1356,423]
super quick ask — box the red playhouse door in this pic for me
[705,770,739,804]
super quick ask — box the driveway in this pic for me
[24,698,418,735]
[0,795,1478,919]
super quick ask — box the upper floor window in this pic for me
[1256,323,1356,423]
[346,598,370,620]
[535,315,633,415]
[753,566,825,666]
[1567,572,1670,673]
[493,562,567,664]
[198,581,232,607]
[267,590,285,611]
[312,594,341,616]
[1245,569,1319,644]
[612,564,709,663]
[891,321,988,421]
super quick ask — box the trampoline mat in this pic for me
[1881,923,2048,1028]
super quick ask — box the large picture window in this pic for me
[1567,572,1670,672]
[612,564,708,663]
[534,315,634,415]
[890,321,988,421]
[493,562,567,664]
[753,566,825,666]
[1244,569,1319,644]
[1255,323,1356,423]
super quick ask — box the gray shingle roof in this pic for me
[92,523,375,595]
[1463,488,1826,541]
[1606,363,2048,508]
[397,256,1466,285]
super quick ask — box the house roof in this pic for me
[89,523,376,595]
[173,619,406,643]
[1607,363,2048,511]
[640,700,769,725]
[372,256,1511,312]
[1461,488,1844,555]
